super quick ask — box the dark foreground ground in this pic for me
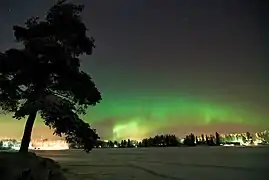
[35,146,269,180]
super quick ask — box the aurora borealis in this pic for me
[0,0,268,140]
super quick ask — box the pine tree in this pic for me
[0,0,101,153]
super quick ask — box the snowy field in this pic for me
[36,146,269,180]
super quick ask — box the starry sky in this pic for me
[0,0,268,140]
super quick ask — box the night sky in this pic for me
[0,0,268,140]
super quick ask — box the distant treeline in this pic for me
[69,132,223,149]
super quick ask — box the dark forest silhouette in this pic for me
[0,0,101,153]
[69,132,223,149]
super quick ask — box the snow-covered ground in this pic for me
[36,146,269,180]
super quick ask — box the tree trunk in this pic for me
[19,110,38,153]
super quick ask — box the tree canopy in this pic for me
[0,0,102,152]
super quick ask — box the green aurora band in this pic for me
[81,93,268,140]
[0,92,268,140]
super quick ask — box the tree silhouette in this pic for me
[205,135,209,145]
[138,134,179,147]
[195,136,199,145]
[107,140,114,148]
[215,132,221,145]
[159,135,165,146]
[206,135,215,146]
[127,139,133,147]
[0,0,101,153]
[190,133,196,146]
[165,134,179,147]
[120,140,128,148]
[246,132,251,140]
[183,133,196,146]
[142,138,149,147]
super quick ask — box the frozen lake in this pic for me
[36,146,269,180]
